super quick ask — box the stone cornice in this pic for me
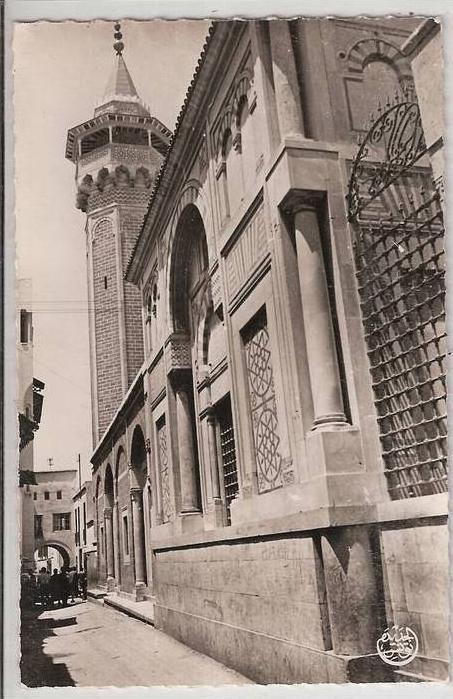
[402,18,441,59]
[150,492,448,551]
[126,22,246,285]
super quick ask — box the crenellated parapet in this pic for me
[76,165,154,212]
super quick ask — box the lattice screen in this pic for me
[354,194,447,499]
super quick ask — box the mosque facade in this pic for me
[66,18,447,684]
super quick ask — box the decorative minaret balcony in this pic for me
[65,23,172,445]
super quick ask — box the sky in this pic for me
[14,19,211,480]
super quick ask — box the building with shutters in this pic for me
[30,469,77,571]
[18,279,45,571]
[67,18,447,683]
[73,480,96,579]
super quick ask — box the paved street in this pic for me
[21,600,252,687]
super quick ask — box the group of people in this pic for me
[22,566,88,608]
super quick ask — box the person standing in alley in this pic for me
[79,569,87,601]
[59,567,70,607]
[67,567,76,603]
[49,568,60,606]
[37,567,51,607]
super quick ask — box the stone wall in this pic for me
[155,535,338,683]
[380,520,448,680]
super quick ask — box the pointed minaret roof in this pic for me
[94,22,149,118]
[103,54,139,102]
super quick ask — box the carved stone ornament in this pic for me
[164,333,192,375]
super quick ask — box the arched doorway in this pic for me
[169,204,208,514]
[130,425,147,596]
[34,542,71,573]
[94,474,104,583]
[103,465,115,589]
[114,448,128,589]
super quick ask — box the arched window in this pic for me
[236,96,255,194]
[144,278,159,355]
[224,125,242,215]
[362,59,401,111]
[216,128,232,222]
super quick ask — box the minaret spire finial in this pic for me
[113,22,124,56]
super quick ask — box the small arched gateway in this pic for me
[34,541,71,572]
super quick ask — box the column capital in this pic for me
[164,332,192,376]
[206,410,217,426]
[199,404,215,422]
[280,188,325,216]
[130,487,143,501]
[103,506,113,517]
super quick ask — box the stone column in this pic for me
[207,412,221,500]
[104,507,115,591]
[268,20,305,138]
[294,205,347,428]
[112,500,121,587]
[130,488,146,598]
[175,385,200,513]
[321,527,383,656]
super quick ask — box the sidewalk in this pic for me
[103,592,155,625]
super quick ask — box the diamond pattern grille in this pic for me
[244,312,283,493]
[157,418,172,522]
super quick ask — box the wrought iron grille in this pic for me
[348,97,426,221]
[218,399,239,525]
[354,193,447,499]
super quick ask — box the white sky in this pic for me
[14,19,211,480]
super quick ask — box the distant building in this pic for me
[17,279,45,571]
[67,19,447,684]
[73,480,96,577]
[31,469,77,571]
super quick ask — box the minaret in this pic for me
[66,24,171,445]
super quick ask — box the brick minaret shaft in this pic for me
[66,24,171,445]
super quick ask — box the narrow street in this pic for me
[21,600,253,687]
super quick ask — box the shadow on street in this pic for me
[20,603,81,687]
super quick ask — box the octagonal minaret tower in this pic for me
[66,24,171,445]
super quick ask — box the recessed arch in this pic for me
[115,445,127,485]
[130,423,147,490]
[232,72,252,125]
[168,203,209,335]
[216,109,233,155]
[104,463,114,509]
[346,37,413,87]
